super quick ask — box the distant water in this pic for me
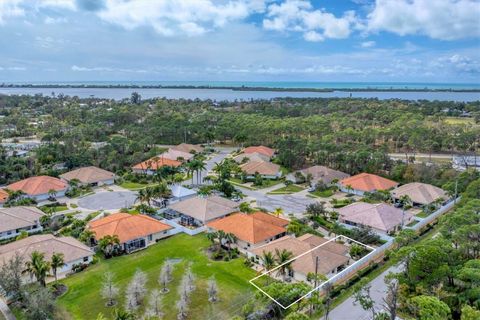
[5,81,480,90]
[1,84,479,102]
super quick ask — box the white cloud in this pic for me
[367,0,480,40]
[263,0,358,41]
[361,40,375,48]
[96,0,267,37]
[0,0,25,24]
[44,16,68,24]
[71,65,150,73]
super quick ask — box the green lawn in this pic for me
[58,234,256,320]
[309,189,334,198]
[119,181,158,190]
[267,184,304,194]
[39,205,68,213]
[416,211,431,218]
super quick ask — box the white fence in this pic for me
[408,197,459,232]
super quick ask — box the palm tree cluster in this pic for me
[98,234,121,258]
[260,249,294,282]
[206,230,238,260]
[135,181,171,207]
[185,158,207,186]
[23,251,65,286]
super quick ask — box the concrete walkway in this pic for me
[0,298,15,320]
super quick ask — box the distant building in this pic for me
[60,166,116,187]
[171,143,204,154]
[233,152,270,164]
[338,173,398,196]
[240,160,282,179]
[391,182,448,206]
[88,213,173,253]
[338,202,413,234]
[0,206,44,240]
[167,195,238,227]
[0,234,94,276]
[243,146,276,158]
[288,165,350,185]
[7,176,68,201]
[161,148,194,162]
[132,157,182,175]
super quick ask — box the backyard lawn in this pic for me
[58,234,257,320]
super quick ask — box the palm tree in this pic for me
[152,182,171,203]
[79,229,95,246]
[261,251,276,272]
[195,159,206,185]
[99,235,120,258]
[185,161,197,185]
[275,248,293,280]
[24,251,51,286]
[273,207,283,218]
[224,233,237,257]
[51,252,65,283]
[135,188,150,206]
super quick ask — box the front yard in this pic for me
[267,184,304,194]
[57,234,256,319]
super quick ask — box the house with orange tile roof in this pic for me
[7,175,68,201]
[132,156,182,175]
[0,188,8,207]
[338,173,398,196]
[338,202,413,234]
[88,213,173,253]
[252,233,350,282]
[206,212,288,254]
[243,146,276,158]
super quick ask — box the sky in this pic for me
[0,0,479,83]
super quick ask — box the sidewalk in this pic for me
[0,298,15,320]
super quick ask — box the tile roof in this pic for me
[168,195,238,223]
[240,160,281,176]
[391,182,448,205]
[60,166,115,184]
[338,202,412,232]
[0,234,93,264]
[88,213,172,243]
[0,206,44,233]
[207,212,288,244]
[243,146,275,158]
[169,184,197,198]
[233,152,271,163]
[0,189,8,203]
[339,173,398,192]
[297,166,350,184]
[162,149,194,161]
[7,176,67,196]
[132,156,182,171]
[171,143,204,154]
[252,234,350,276]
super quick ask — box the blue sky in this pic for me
[0,0,479,83]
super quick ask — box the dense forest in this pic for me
[0,94,479,188]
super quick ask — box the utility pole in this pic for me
[454,178,458,204]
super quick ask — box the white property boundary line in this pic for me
[249,235,375,310]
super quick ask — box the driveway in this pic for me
[77,191,137,210]
[240,187,318,216]
[184,147,235,185]
[329,264,403,320]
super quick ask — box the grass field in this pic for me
[58,234,256,320]
[443,116,475,125]
[39,205,69,213]
[267,184,304,194]
[309,189,335,198]
[119,181,159,190]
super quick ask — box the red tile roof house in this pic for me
[206,212,289,255]
[338,202,414,235]
[0,234,94,280]
[7,175,68,201]
[132,156,182,175]
[243,146,276,158]
[0,206,45,241]
[252,234,350,282]
[88,213,173,253]
[338,173,399,196]
[0,188,8,207]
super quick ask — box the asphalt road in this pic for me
[77,191,137,210]
[329,264,403,320]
